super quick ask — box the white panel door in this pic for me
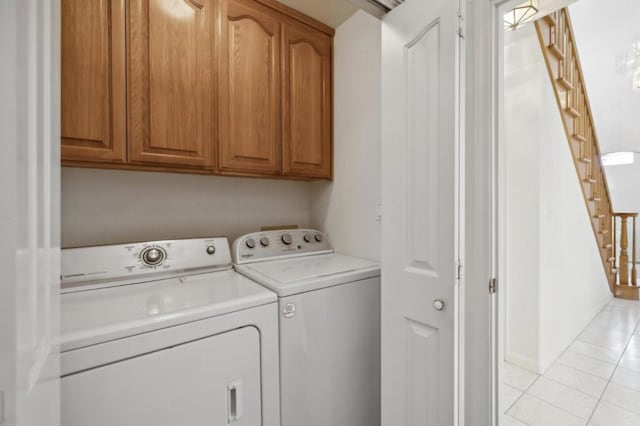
[381,0,461,424]
[1,0,61,425]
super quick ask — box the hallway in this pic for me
[503,298,640,425]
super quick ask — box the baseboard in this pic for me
[506,293,613,375]
[505,351,544,374]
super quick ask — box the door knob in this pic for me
[433,299,445,311]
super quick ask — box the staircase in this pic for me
[534,9,639,299]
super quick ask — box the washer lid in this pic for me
[237,253,380,297]
[61,270,276,352]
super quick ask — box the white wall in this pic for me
[310,10,382,261]
[504,25,612,373]
[569,0,640,223]
[62,168,311,247]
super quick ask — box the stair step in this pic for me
[594,213,605,219]
[584,177,597,184]
[589,197,601,202]
[566,107,580,118]
[544,14,557,26]
[609,257,616,262]
[548,44,565,60]
[573,133,587,142]
[603,243,613,249]
[579,156,592,164]
[558,77,574,91]
[599,229,610,235]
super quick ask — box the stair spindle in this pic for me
[633,215,638,286]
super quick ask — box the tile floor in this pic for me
[503,298,640,425]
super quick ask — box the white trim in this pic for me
[505,351,545,374]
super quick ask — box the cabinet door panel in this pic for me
[61,0,126,163]
[128,0,214,168]
[218,0,281,175]
[282,24,332,179]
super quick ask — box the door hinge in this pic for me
[489,277,497,294]
[456,261,463,281]
[457,9,465,39]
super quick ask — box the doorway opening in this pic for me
[497,0,640,424]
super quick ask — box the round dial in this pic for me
[281,233,293,245]
[245,238,256,249]
[206,245,216,255]
[260,237,270,247]
[141,246,166,266]
[314,233,323,242]
[303,233,312,243]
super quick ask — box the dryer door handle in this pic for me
[227,380,243,423]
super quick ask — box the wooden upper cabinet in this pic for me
[218,0,281,175]
[61,0,333,179]
[282,23,332,179]
[127,0,215,169]
[61,0,126,163]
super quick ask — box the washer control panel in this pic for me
[232,229,332,264]
[62,237,230,286]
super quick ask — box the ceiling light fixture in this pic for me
[616,41,640,91]
[504,0,539,31]
[602,152,635,166]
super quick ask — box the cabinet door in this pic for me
[128,0,215,168]
[218,0,281,175]
[282,24,332,179]
[61,0,126,163]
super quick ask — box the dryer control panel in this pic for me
[232,229,332,264]
[62,237,231,287]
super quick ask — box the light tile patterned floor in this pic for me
[503,299,640,425]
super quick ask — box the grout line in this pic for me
[541,373,605,399]
[503,302,640,425]
[563,347,620,366]
[598,398,640,420]
[585,303,640,424]
[511,391,587,422]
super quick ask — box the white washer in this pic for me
[61,237,280,426]
[232,229,381,426]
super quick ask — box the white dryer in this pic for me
[232,229,381,426]
[61,237,279,426]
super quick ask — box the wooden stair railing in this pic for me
[535,9,639,299]
[613,213,639,298]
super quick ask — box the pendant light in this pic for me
[504,0,539,31]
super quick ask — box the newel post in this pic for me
[633,215,637,286]
[620,215,630,285]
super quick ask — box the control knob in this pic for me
[245,238,256,249]
[141,246,165,266]
[206,245,216,255]
[303,233,312,243]
[260,237,270,247]
[314,233,323,242]
[281,233,293,245]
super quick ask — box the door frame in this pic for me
[465,0,578,424]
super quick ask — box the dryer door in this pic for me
[62,326,262,426]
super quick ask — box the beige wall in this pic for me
[310,10,382,261]
[61,168,311,247]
